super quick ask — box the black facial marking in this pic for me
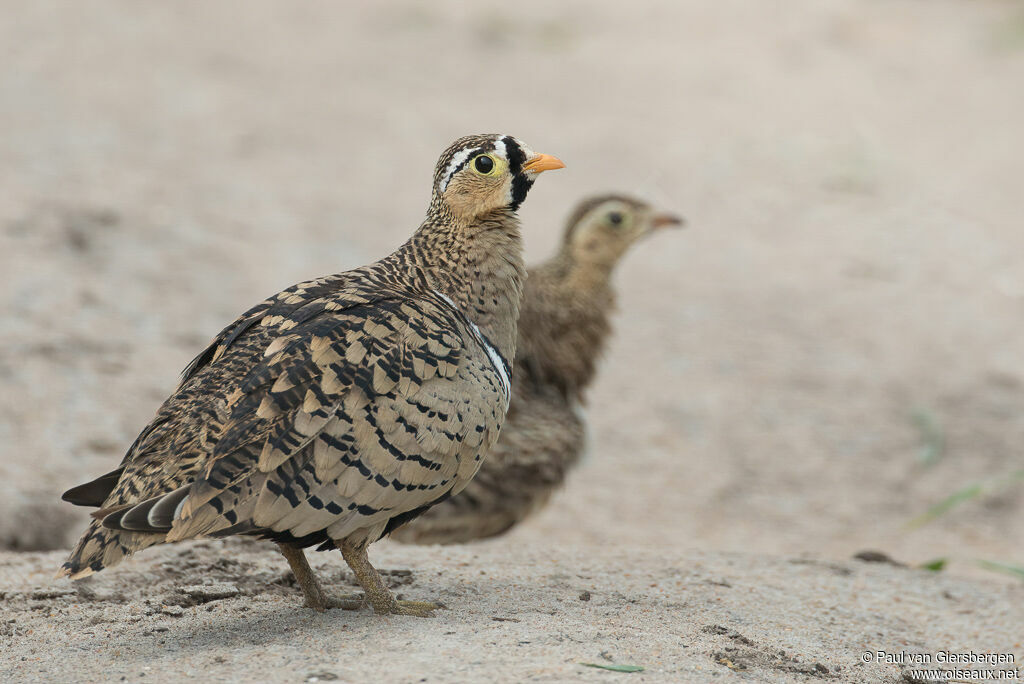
[504,136,532,210]
[503,136,526,174]
[510,175,534,211]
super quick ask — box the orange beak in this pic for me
[522,153,566,174]
[651,213,685,229]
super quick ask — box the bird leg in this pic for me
[277,543,363,612]
[339,541,441,617]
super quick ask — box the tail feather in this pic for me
[61,467,125,507]
[167,461,267,543]
[57,519,165,580]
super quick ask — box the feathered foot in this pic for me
[339,542,443,617]
[277,543,363,612]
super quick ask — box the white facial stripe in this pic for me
[440,136,517,193]
[439,148,472,192]
[433,290,511,407]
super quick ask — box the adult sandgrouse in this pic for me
[58,134,564,616]
[391,195,681,544]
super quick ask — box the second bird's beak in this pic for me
[522,154,566,174]
[651,213,685,229]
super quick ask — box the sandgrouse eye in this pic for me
[474,155,494,174]
[607,211,623,226]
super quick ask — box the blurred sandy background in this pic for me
[2,0,1023,579]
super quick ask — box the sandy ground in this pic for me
[1,541,1022,683]
[1,0,1023,681]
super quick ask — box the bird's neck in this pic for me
[517,252,615,400]
[405,207,525,364]
[552,246,618,293]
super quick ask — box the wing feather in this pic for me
[165,294,495,546]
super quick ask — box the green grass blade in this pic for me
[976,560,1024,581]
[580,663,645,673]
[920,558,948,572]
[906,483,984,529]
[911,409,945,466]
[907,469,1024,529]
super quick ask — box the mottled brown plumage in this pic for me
[392,195,682,544]
[59,134,564,615]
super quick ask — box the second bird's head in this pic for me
[432,134,565,222]
[562,195,684,268]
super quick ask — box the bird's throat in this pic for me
[407,210,526,365]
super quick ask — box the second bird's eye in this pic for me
[607,212,624,225]
[474,155,494,174]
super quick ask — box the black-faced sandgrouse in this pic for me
[59,134,564,616]
[391,195,681,544]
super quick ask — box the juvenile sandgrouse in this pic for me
[392,195,681,544]
[59,134,565,615]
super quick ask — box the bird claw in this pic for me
[305,593,441,617]
[304,593,365,613]
[390,599,444,618]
